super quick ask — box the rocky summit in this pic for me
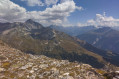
[0,40,111,79]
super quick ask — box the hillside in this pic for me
[0,40,108,79]
[77,27,119,53]
[76,39,119,66]
[0,20,118,68]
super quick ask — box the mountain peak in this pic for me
[24,19,44,30]
[93,27,112,33]
[25,19,35,23]
[100,27,111,30]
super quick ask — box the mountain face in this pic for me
[77,39,119,66]
[0,20,119,68]
[50,25,96,36]
[112,26,119,31]
[77,27,119,53]
[0,40,115,79]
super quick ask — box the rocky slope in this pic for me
[0,20,118,68]
[0,40,107,79]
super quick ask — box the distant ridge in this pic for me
[50,25,96,36]
[77,27,119,53]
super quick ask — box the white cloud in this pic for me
[77,12,119,27]
[0,0,27,22]
[45,0,58,6]
[21,0,58,6]
[21,0,59,6]
[21,0,83,11]
[87,13,119,27]
[0,0,82,26]
[77,22,87,27]
[27,0,76,25]
[60,0,72,3]
[21,0,44,6]
[76,6,83,11]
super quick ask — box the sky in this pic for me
[0,0,119,27]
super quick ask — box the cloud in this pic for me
[77,23,87,27]
[0,0,83,26]
[27,0,76,25]
[77,12,119,27]
[60,0,72,3]
[0,0,27,22]
[21,0,83,11]
[45,0,58,6]
[21,0,44,6]
[87,12,119,27]
[76,6,83,11]
[21,0,58,6]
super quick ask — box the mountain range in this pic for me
[0,19,119,68]
[51,25,119,54]
[50,25,96,36]
[77,27,119,53]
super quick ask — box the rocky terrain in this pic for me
[0,40,112,79]
[0,20,119,68]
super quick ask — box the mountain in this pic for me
[112,26,119,31]
[50,25,96,36]
[77,39,119,66]
[0,20,119,68]
[77,27,119,53]
[0,40,116,79]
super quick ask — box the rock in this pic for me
[0,40,111,79]
[0,68,5,72]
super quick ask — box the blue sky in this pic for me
[0,0,119,27]
[69,0,119,25]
